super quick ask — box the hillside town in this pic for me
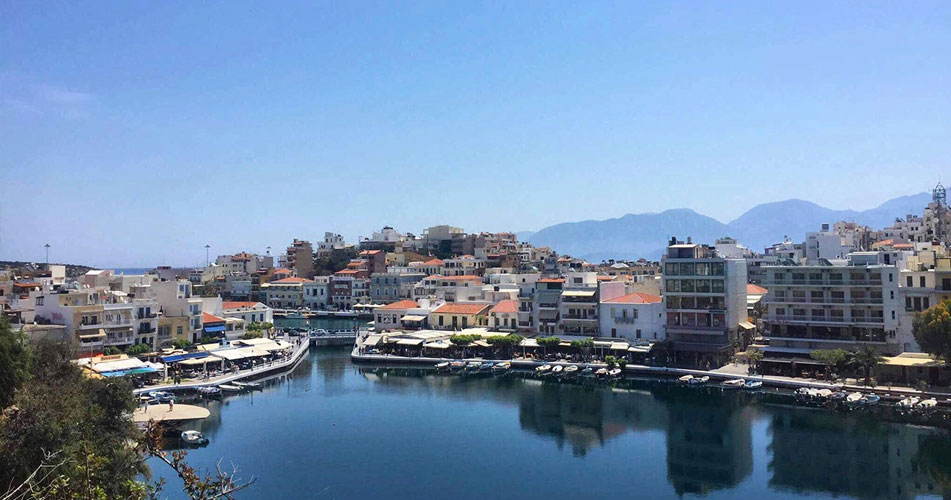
[4,183,951,383]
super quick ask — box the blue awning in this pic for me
[161,352,210,363]
[101,367,158,377]
[204,325,226,333]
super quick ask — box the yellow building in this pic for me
[430,303,491,330]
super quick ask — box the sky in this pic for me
[1,1,950,267]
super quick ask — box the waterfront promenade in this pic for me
[133,334,311,395]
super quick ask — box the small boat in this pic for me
[595,368,608,378]
[678,375,694,384]
[897,396,920,409]
[563,365,579,376]
[148,391,175,403]
[720,379,745,390]
[917,398,938,409]
[466,361,482,371]
[581,367,594,376]
[479,362,495,371]
[218,384,243,393]
[234,381,261,389]
[551,365,564,375]
[197,386,221,396]
[815,389,833,399]
[492,362,511,371]
[435,361,450,371]
[846,392,864,404]
[536,364,552,374]
[608,368,622,378]
[743,380,762,390]
[829,391,848,401]
[687,376,710,386]
[181,430,208,446]
[450,361,466,371]
[861,393,881,405]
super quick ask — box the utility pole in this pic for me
[44,243,50,268]
[205,244,210,267]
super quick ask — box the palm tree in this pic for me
[850,346,884,386]
[746,347,764,374]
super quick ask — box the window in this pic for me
[636,329,641,339]
[921,276,926,287]
[36,296,44,306]
[907,276,913,287]
[177,326,183,335]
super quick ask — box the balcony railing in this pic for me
[767,315,882,324]
[613,316,638,324]
[562,314,598,321]
[767,278,883,287]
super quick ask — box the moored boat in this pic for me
[720,379,745,390]
[846,392,864,404]
[218,384,243,393]
[197,386,221,397]
[234,381,261,389]
[563,365,579,376]
[595,368,608,378]
[466,361,482,371]
[435,361,450,371]
[743,380,762,390]
[687,376,709,386]
[450,361,466,371]
[897,396,920,409]
[678,375,694,384]
[536,364,552,374]
[917,398,938,410]
[181,430,208,446]
[492,362,511,371]
[551,365,564,375]
[861,393,881,405]
[581,366,594,376]
[479,362,495,371]
[608,368,622,378]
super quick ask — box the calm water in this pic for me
[149,347,951,500]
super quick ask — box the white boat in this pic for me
[196,386,221,396]
[743,380,762,390]
[608,368,622,378]
[435,361,450,371]
[563,365,579,375]
[181,430,208,445]
[234,381,261,389]
[551,365,564,374]
[897,396,920,408]
[466,361,482,371]
[218,384,243,393]
[815,389,833,399]
[720,379,745,390]
[678,375,694,384]
[492,362,511,371]
[595,368,609,377]
[917,398,938,409]
[687,376,710,386]
[846,392,864,404]
[536,364,552,374]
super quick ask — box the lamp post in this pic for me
[205,244,210,267]
[44,243,50,268]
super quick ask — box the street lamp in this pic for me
[205,244,210,267]
[44,243,50,268]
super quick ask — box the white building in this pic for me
[599,282,665,342]
[153,279,204,343]
[303,277,330,309]
[221,301,273,326]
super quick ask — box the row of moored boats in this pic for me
[140,381,263,405]
[678,375,762,390]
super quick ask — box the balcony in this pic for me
[562,314,598,321]
[538,303,559,309]
[613,316,638,324]
[666,324,726,334]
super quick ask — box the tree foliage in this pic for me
[810,349,848,369]
[486,334,523,347]
[449,334,482,346]
[536,337,562,348]
[173,339,192,350]
[313,248,359,276]
[126,343,151,356]
[570,338,594,349]
[913,299,951,363]
[0,319,31,411]
[849,345,884,386]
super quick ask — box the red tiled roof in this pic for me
[489,299,518,314]
[538,278,565,283]
[893,243,915,249]
[359,250,383,255]
[273,268,294,274]
[379,299,418,310]
[202,312,225,324]
[433,303,491,315]
[425,275,482,282]
[222,301,262,310]
[596,276,614,281]
[603,292,662,304]
[335,269,360,275]
[272,277,308,284]
[746,284,768,295]
[422,258,444,266]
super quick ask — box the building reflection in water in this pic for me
[768,409,943,499]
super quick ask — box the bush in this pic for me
[242,330,264,340]
[618,358,628,368]
[450,334,482,345]
[605,355,617,368]
[200,335,221,345]
[536,337,562,348]
[487,334,523,347]
[172,339,192,350]
[570,338,594,349]
[103,346,120,356]
[126,343,150,356]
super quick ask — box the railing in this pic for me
[765,297,881,305]
[562,315,597,321]
[766,278,883,286]
[613,316,638,324]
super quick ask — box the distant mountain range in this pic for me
[527,192,933,262]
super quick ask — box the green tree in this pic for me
[605,355,617,368]
[746,347,763,373]
[536,336,561,357]
[173,339,192,350]
[103,345,121,356]
[0,318,31,410]
[849,345,884,386]
[913,300,951,363]
[809,348,848,378]
[126,343,151,356]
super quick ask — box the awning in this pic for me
[762,357,825,366]
[178,357,219,366]
[472,340,491,348]
[562,290,596,297]
[738,321,756,330]
[396,338,424,346]
[204,325,226,333]
[520,338,539,348]
[423,341,451,349]
[90,357,148,373]
[161,352,210,363]
[610,342,630,350]
[539,310,558,320]
[79,332,106,340]
[101,366,158,377]
[672,342,732,353]
[364,335,383,346]
[401,315,427,322]
[763,346,814,354]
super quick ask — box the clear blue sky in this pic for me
[1,2,950,267]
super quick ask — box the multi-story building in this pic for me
[221,301,273,325]
[662,238,749,368]
[303,276,330,309]
[280,239,314,279]
[413,275,484,302]
[153,279,204,343]
[558,272,600,335]
[599,281,664,342]
[761,251,902,366]
[373,299,419,331]
[357,249,387,275]
[317,232,348,255]
[370,272,425,303]
[215,252,273,275]
[442,255,485,276]
[429,302,491,330]
[34,284,132,354]
[261,277,308,309]
[534,278,564,334]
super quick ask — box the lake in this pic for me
[148,346,951,500]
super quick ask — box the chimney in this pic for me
[687,236,692,244]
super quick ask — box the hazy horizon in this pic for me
[2,2,950,267]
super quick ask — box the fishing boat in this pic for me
[551,365,564,375]
[687,376,709,386]
[435,361,450,371]
[450,361,466,371]
[595,368,608,378]
[743,380,762,390]
[492,362,511,372]
[608,368,622,378]
[678,375,694,384]
[536,364,552,374]
[581,366,594,376]
[917,398,938,410]
[815,389,834,399]
[829,391,848,402]
[846,392,864,405]
[196,386,221,397]
[720,379,745,390]
[234,381,261,390]
[897,396,920,409]
[861,393,881,405]
[479,362,495,371]
[218,384,243,393]
[181,430,208,446]
[466,361,482,371]
[563,365,579,376]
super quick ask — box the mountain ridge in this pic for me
[527,192,933,261]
